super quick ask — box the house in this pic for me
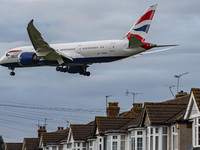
[140,94,192,150]
[91,102,143,150]
[5,143,23,150]
[39,127,69,150]
[64,122,93,150]
[184,88,200,149]
[22,138,40,150]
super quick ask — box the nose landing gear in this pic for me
[9,67,15,76]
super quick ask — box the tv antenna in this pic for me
[165,85,176,98]
[174,72,189,94]
[105,95,112,108]
[126,90,143,104]
[63,119,69,128]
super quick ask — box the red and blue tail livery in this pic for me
[124,4,157,42]
[0,4,176,76]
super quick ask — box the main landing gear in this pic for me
[56,65,90,76]
[9,67,15,76]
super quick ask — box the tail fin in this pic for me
[124,4,157,42]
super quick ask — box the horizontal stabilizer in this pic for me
[140,47,175,55]
[155,44,179,47]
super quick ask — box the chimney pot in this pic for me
[38,126,47,138]
[58,127,64,130]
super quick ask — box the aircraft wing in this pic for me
[27,19,73,63]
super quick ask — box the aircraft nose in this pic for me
[0,56,6,65]
[0,57,3,65]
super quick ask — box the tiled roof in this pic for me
[119,110,138,118]
[145,95,190,125]
[5,143,23,150]
[71,124,93,140]
[191,88,200,110]
[42,128,69,146]
[95,117,133,134]
[120,110,143,129]
[162,95,190,104]
[23,138,39,150]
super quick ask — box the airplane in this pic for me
[0,4,176,76]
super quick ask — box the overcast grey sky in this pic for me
[0,0,200,142]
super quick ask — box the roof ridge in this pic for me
[146,102,186,105]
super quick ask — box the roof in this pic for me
[162,95,190,104]
[23,138,39,150]
[94,117,133,134]
[191,88,200,110]
[70,124,93,140]
[145,95,190,125]
[42,128,69,146]
[5,143,23,150]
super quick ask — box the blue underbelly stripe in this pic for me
[1,56,127,67]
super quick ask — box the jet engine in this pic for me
[18,52,39,66]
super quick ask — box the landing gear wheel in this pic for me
[10,72,15,76]
[86,72,90,76]
[56,66,60,71]
[83,71,90,76]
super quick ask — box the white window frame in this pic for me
[130,129,145,150]
[106,134,126,150]
[89,141,94,150]
[171,125,178,150]
[193,117,200,147]
[146,126,169,150]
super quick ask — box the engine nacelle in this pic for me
[18,52,39,66]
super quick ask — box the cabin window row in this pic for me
[60,48,75,51]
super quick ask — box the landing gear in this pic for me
[56,65,90,76]
[10,71,15,76]
[82,71,90,76]
[9,67,15,76]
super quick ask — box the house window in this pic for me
[82,142,86,150]
[67,143,72,148]
[130,130,144,150]
[172,125,178,150]
[162,127,168,150]
[107,134,125,150]
[52,146,56,150]
[121,135,125,150]
[58,146,62,150]
[89,141,93,150]
[147,126,168,150]
[112,135,118,150]
[194,117,200,147]
[112,141,117,150]
[155,128,159,150]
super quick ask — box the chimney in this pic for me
[57,127,64,131]
[175,91,188,98]
[38,126,47,138]
[106,102,120,117]
[131,103,143,112]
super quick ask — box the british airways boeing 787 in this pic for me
[0,5,175,76]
